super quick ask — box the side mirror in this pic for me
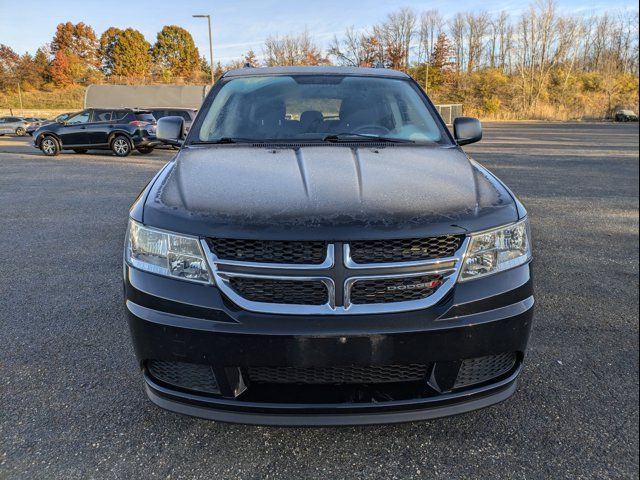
[453,117,482,146]
[157,116,185,146]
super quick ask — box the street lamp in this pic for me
[193,14,214,84]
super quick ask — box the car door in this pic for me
[57,110,92,146]
[90,109,117,145]
[3,117,20,134]
[0,118,9,134]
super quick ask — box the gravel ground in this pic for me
[1,122,638,479]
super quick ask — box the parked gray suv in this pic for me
[0,116,31,136]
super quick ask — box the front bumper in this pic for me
[125,263,534,425]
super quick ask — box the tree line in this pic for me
[0,21,208,90]
[1,1,638,119]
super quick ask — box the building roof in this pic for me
[223,65,410,79]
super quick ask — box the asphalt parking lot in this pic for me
[1,122,638,479]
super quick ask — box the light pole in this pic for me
[193,14,214,84]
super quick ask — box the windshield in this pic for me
[195,75,448,144]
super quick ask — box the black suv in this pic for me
[124,66,534,425]
[34,108,159,156]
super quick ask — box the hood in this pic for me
[143,145,519,240]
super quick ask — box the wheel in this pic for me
[15,127,26,136]
[40,136,60,156]
[111,135,131,157]
[72,148,88,154]
[136,146,154,154]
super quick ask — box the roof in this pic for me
[223,66,410,79]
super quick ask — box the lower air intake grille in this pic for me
[454,353,517,389]
[349,235,463,264]
[350,274,443,304]
[229,277,328,305]
[247,364,430,384]
[207,238,326,264]
[147,360,219,394]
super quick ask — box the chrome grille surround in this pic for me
[201,237,469,315]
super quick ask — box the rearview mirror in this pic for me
[453,117,482,146]
[157,116,185,146]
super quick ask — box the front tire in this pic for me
[136,146,154,154]
[15,127,26,136]
[111,135,131,157]
[40,136,60,156]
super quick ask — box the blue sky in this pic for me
[0,0,637,63]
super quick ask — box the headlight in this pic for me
[125,219,211,284]
[459,218,532,281]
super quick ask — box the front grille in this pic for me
[349,235,463,264]
[207,238,326,264]
[350,274,443,304]
[454,353,517,389]
[229,277,328,305]
[247,364,430,384]
[208,234,464,314]
[147,360,220,394]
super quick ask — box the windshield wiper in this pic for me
[322,133,415,144]
[192,137,267,145]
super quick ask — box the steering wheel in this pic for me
[350,125,391,135]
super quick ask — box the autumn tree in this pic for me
[152,26,201,79]
[32,48,50,82]
[244,50,258,67]
[99,27,151,77]
[0,44,19,90]
[99,27,122,74]
[49,50,73,86]
[51,22,99,67]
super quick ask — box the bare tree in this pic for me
[449,13,467,72]
[465,12,490,73]
[372,8,416,70]
[328,27,380,67]
[418,10,444,63]
[263,31,328,66]
[488,12,511,69]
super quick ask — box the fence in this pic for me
[434,104,464,125]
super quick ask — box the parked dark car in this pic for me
[34,108,159,156]
[27,113,74,136]
[24,117,48,136]
[147,108,197,133]
[615,109,638,122]
[124,66,534,425]
[0,116,31,136]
